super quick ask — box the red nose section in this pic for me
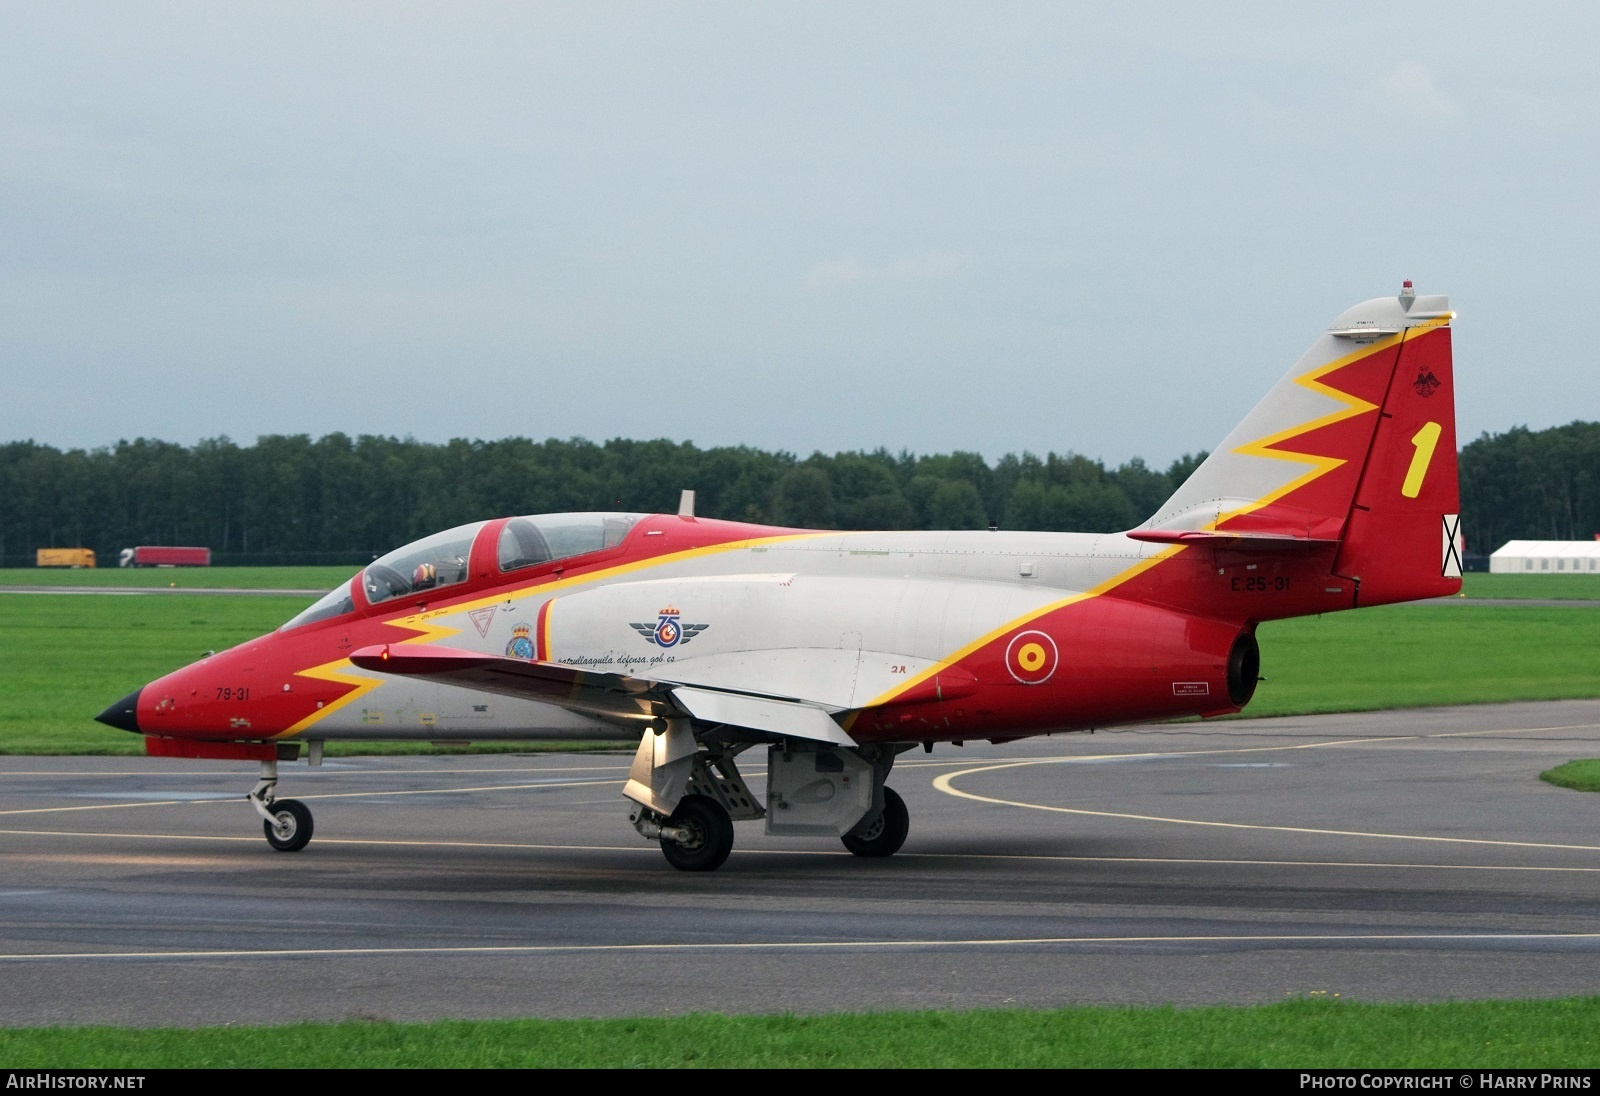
[116,631,361,742]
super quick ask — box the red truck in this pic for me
[119,546,212,567]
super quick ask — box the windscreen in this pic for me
[280,580,356,631]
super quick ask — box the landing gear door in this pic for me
[765,744,875,836]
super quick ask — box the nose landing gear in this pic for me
[262,798,314,852]
[247,758,315,852]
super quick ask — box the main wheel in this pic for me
[262,798,314,852]
[660,795,734,872]
[841,786,909,858]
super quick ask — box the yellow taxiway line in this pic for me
[932,724,1600,854]
[6,827,1600,874]
[4,931,1600,964]
[0,777,622,817]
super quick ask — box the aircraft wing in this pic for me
[348,645,856,746]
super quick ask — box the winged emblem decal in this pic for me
[629,607,709,648]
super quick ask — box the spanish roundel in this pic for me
[1005,630,1058,685]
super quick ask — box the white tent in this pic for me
[1489,540,1600,574]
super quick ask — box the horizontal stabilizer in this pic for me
[1125,530,1340,549]
[1138,287,1459,607]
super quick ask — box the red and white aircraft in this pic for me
[97,285,1461,870]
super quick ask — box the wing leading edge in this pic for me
[347,645,857,746]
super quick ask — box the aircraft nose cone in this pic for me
[95,689,143,734]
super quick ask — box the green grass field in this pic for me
[0,565,354,589]
[0,594,626,755]
[1540,759,1600,793]
[1248,602,1600,717]
[3,590,1599,754]
[0,594,299,754]
[5,580,1597,1065]
[2,998,1597,1067]
[1462,573,1600,599]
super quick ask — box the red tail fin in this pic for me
[1332,322,1461,605]
[1145,286,1460,608]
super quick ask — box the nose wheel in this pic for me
[247,759,316,852]
[262,798,314,852]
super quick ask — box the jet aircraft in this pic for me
[96,285,1461,870]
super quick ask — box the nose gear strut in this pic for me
[246,758,315,852]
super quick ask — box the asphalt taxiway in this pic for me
[3,699,1600,1027]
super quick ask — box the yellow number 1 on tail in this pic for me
[1402,421,1442,499]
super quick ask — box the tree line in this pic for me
[1459,421,1600,554]
[0,421,1592,566]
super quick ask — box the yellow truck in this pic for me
[36,548,95,568]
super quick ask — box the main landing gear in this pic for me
[247,758,314,853]
[840,786,909,858]
[626,736,754,872]
[625,723,914,871]
[658,795,735,872]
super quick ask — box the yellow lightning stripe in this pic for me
[853,316,1458,718]
[1210,335,1395,529]
[280,531,833,737]
[281,598,469,737]
[389,609,465,646]
[849,544,1187,719]
[280,659,385,737]
[1213,313,1454,530]
[448,531,831,617]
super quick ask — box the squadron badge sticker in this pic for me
[630,607,708,648]
[505,624,535,661]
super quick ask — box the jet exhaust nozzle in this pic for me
[1226,632,1260,708]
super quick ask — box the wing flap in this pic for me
[670,686,856,746]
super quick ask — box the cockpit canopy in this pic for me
[363,520,486,606]
[280,512,645,630]
[497,512,642,572]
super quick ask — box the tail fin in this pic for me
[1144,285,1459,606]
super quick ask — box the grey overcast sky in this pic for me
[2,2,1595,466]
